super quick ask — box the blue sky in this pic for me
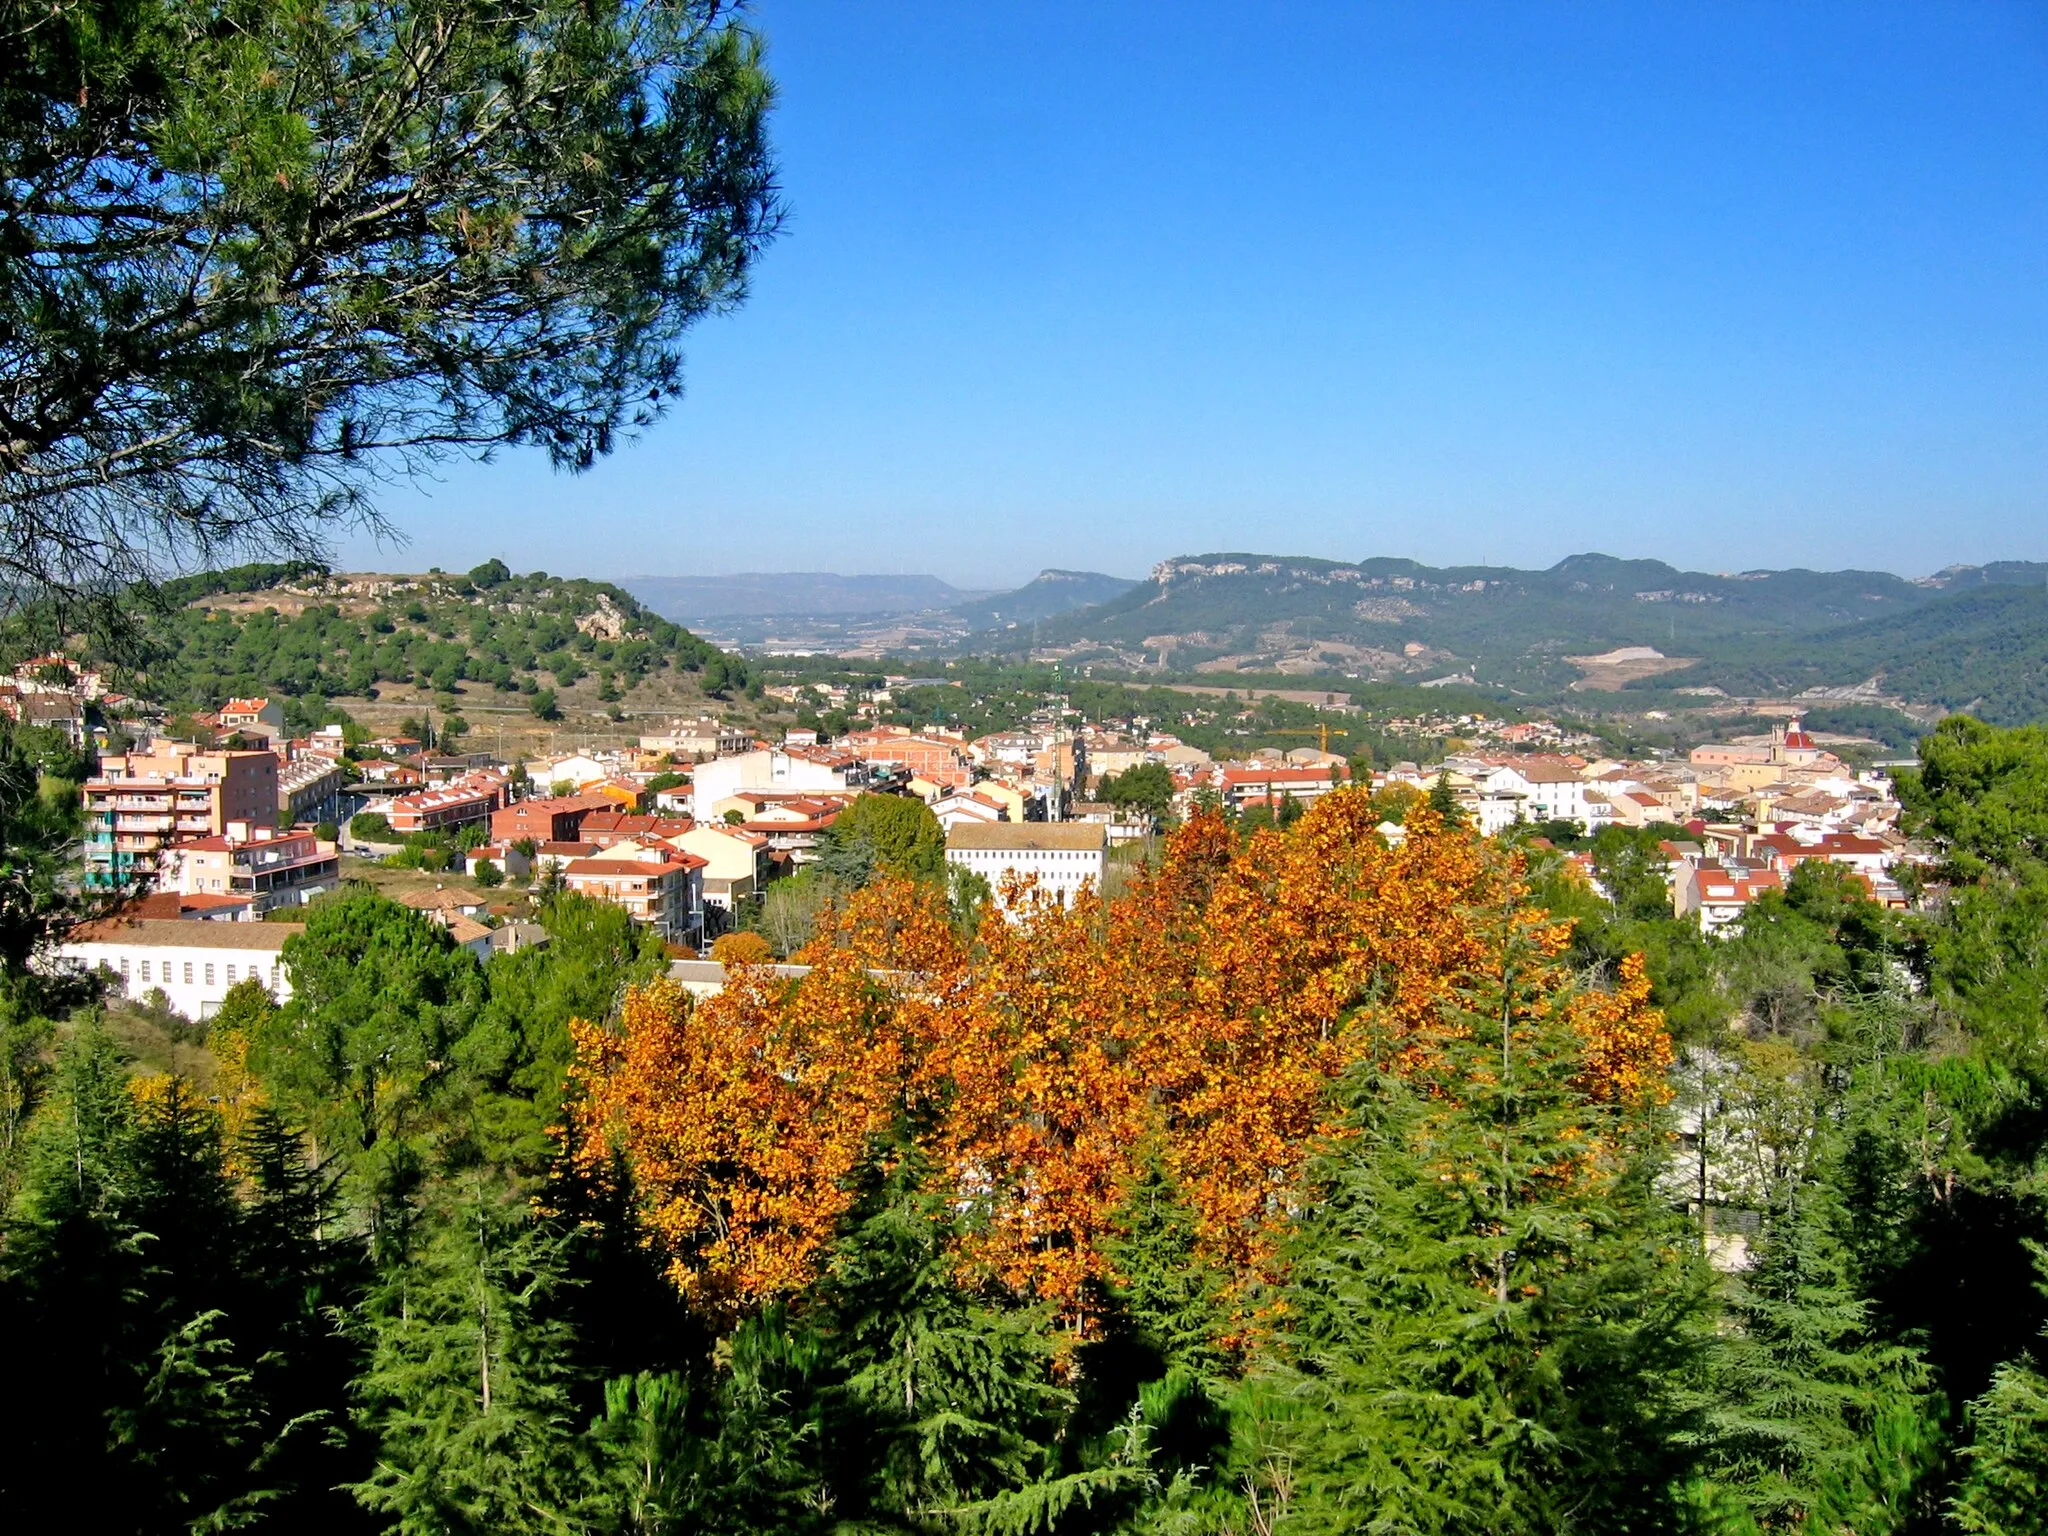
[344,1,2048,591]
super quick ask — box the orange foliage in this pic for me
[566,792,1674,1323]
[710,931,773,966]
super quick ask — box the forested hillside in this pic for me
[1645,583,2048,724]
[1006,552,2048,721]
[6,718,2048,1531]
[89,560,750,726]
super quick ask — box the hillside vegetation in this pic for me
[1006,551,2048,720]
[98,560,751,733]
[1643,583,2048,725]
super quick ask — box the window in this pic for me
[120,957,130,978]
[184,962,194,984]
[140,959,151,983]
[226,964,236,983]
[204,963,214,985]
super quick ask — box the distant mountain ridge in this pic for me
[951,569,1139,630]
[1000,551,2048,720]
[623,567,1137,630]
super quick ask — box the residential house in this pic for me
[639,717,751,759]
[579,812,695,849]
[1216,763,1350,814]
[278,753,347,825]
[561,842,706,944]
[218,697,286,738]
[387,782,497,836]
[671,824,770,921]
[158,825,340,913]
[491,792,614,846]
[1672,859,1785,936]
[465,844,533,882]
[690,749,858,822]
[838,729,975,793]
[533,840,600,876]
[930,789,1011,831]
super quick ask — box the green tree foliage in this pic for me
[1427,768,1468,830]
[0,0,779,610]
[1263,917,1706,1536]
[254,893,485,1225]
[352,1174,590,1535]
[0,1026,369,1526]
[1696,1181,1939,1534]
[1953,1345,2048,1535]
[815,792,946,885]
[1099,762,1175,826]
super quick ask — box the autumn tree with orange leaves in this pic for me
[569,791,1674,1333]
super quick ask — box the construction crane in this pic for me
[1273,724,1350,755]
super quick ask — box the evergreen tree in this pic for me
[1698,1180,1939,1534]
[1428,770,1468,830]
[0,1018,149,1516]
[351,1172,592,1534]
[811,1156,1070,1527]
[1952,1353,2048,1535]
[1263,915,1706,1535]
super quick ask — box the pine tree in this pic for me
[812,1155,1068,1527]
[1699,1179,1940,1534]
[1262,908,1706,1536]
[0,1018,150,1516]
[350,1172,593,1534]
[1952,1353,2048,1535]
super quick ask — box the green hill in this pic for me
[1011,552,1937,690]
[91,560,749,731]
[1644,582,2048,725]
[952,569,1139,631]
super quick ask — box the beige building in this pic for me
[83,745,279,889]
[561,842,706,944]
[158,825,341,913]
[671,825,770,916]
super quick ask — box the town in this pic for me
[32,635,1925,1019]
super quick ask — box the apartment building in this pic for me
[82,745,279,888]
[1216,763,1350,813]
[387,781,498,836]
[561,842,706,944]
[491,792,616,846]
[278,753,347,825]
[158,826,341,914]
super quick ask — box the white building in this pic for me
[51,916,301,1017]
[945,823,1107,912]
[690,748,854,823]
[1465,760,1602,832]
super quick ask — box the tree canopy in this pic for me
[0,0,778,611]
